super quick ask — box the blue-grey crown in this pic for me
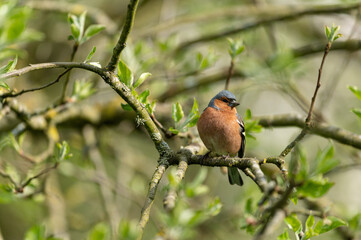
[214,90,236,100]
[207,90,237,109]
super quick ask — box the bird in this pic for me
[197,90,245,186]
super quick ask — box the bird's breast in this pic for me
[197,107,242,155]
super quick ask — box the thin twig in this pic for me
[305,42,331,125]
[225,59,234,90]
[59,43,79,103]
[0,69,70,99]
[150,113,176,138]
[19,162,59,193]
[138,164,168,240]
[279,42,331,158]
[253,39,334,239]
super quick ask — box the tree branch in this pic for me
[257,114,361,150]
[105,0,140,72]
[137,3,361,38]
[0,62,106,80]
[176,3,361,50]
[138,164,168,240]
[292,39,361,58]
[163,157,188,211]
[83,125,120,237]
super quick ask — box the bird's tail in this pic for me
[228,167,243,186]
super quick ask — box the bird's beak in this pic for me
[229,101,240,108]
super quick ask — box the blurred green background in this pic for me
[0,0,361,239]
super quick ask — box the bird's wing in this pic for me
[237,114,246,158]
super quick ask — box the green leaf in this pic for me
[0,135,12,152]
[348,85,361,101]
[314,220,323,234]
[87,222,110,240]
[349,213,361,231]
[56,141,71,162]
[325,24,342,42]
[245,198,254,215]
[9,133,20,153]
[297,147,308,181]
[0,81,10,91]
[290,194,298,205]
[245,109,252,120]
[285,214,302,232]
[297,177,334,198]
[24,225,46,240]
[206,197,222,216]
[6,15,26,41]
[85,47,96,62]
[228,38,245,59]
[244,110,262,140]
[196,53,209,69]
[180,98,200,129]
[70,23,80,41]
[316,216,347,234]
[314,144,339,175]
[72,80,96,100]
[117,60,133,88]
[82,24,105,43]
[118,220,139,240]
[134,72,151,88]
[277,229,290,240]
[138,89,150,104]
[172,102,184,123]
[0,184,15,204]
[0,56,17,74]
[351,108,361,119]
[145,100,156,114]
[305,214,315,239]
[68,12,87,43]
[79,11,87,37]
[24,226,45,240]
[185,168,208,197]
[168,127,179,134]
[67,14,78,26]
[121,103,133,111]
[185,197,221,226]
[325,26,331,39]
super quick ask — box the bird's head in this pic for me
[208,90,240,111]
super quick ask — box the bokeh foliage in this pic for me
[0,0,361,240]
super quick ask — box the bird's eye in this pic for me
[222,99,228,103]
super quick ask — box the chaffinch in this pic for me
[197,90,245,186]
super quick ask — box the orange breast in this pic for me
[197,107,242,156]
